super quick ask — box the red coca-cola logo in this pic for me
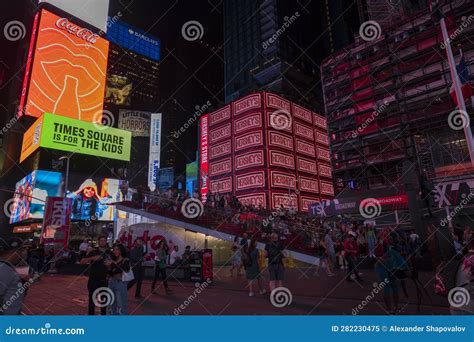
[210,141,232,159]
[313,113,327,129]
[235,131,263,151]
[234,94,261,116]
[271,193,298,210]
[56,18,99,44]
[299,176,319,193]
[209,158,232,176]
[270,171,297,189]
[265,93,291,111]
[269,150,295,169]
[209,123,231,143]
[317,147,331,161]
[236,171,265,191]
[268,131,293,151]
[234,113,262,135]
[209,106,231,126]
[318,163,332,178]
[292,104,312,123]
[238,193,266,207]
[235,150,264,171]
[320,181,334,195]
[296,139,316,157]
[315,130,329,146]
[295,123,314,141]
[210,177,232,193]
[297,157,317,175]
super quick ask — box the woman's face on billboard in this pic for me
[83,186,95,198]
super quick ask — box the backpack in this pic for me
[434,257,462,296]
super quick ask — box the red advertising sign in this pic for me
[270,192,298,210]
[313,113,327,130]
[294,122,314,141]
[209,157,232,177]
[300,196,320,211]
[317,147,331,162]
[299,176,319,193]
[233,93,262,116]
[237,193,266,207]
[377,194,409,207]
[265,93,291,112]
[320,181,334,196]
[235,150,265,171]
[235,171,265,191]
[209,123,231,144]
[209,105,231,127]
[199,115,209,202]
[235,131,263,152]
[41,197,72,252]
[315,130,329,146]
[209,140,232,160]
[270,171,297,189]
[292,103,312,124]
[268,131,293,151]
[297,156,318,175]
[295,139,316,157]
[234,112,262,135]
[210,177,232,193]
[318,162,333,178]
[269,150,295,169]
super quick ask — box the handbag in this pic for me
[121,259,135,282]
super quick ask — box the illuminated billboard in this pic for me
[19,9,109,122]
[10,170,62,224]
[20,113,132,162]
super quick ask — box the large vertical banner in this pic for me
[148,113,162,191]
[199,115,209,202]
[41,197,72,251]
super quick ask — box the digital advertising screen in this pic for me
[18,8,109,122]
[105,74,133,106]
[10,170,62,224]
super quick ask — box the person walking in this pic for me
[80,235,112,315]
[314,239,335,277]
[151,240,171,294]
[107,244,131,315]
[245,238,266,296]
[230,236,242,276]
[324,229,337,270]
[366,225,377,258]
[265,232,285,292]
[127,238,146,298]
[344,233,361,282]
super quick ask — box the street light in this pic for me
[59,150,79,197]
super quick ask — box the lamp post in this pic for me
[59,150,79,197]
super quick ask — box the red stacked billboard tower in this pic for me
[199,92,334,212]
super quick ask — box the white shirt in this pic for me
[169,250,178,265]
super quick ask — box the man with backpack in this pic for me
[265,232,286,292]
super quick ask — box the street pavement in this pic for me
[21,265,449,315]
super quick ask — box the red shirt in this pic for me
[344,239,359,257]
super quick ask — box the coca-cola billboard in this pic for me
[234,131,263,152]
[317,147,331,162]
[320,181,334,195]
[265,93,291,112]
[300,196,320,211]
[56,18,99,44]
[209,123,231,144]
[313,113,327,130]
[233,93,262,116]
[234,112,262,135]
[315,130,329,146]
[292,103,312,124]
[295,139,316,157]
[268,131,293,151]
[209,140,232,160]
[318,162,333,179]
[271,192,298,210]
[299,176,319,193]
[235,150,264,171]
[210,177,232,193]
[269,150,295,169]
[238,193,266,207]
[297,156,318,175]
[294,122,314,141]
[209,105,231,127]
[209,157,232,177]
[270,171,297,189]
[235,171,265,191]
